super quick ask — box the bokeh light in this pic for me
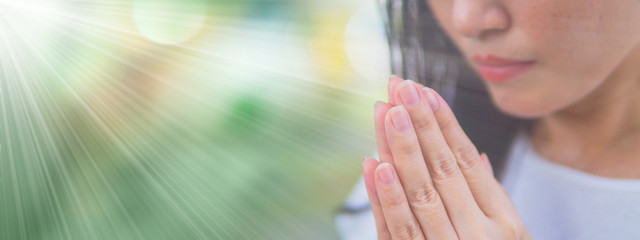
[133,0,208,45]
[0,0,386,239]
[344,1,390,82]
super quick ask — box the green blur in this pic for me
[0,0,385,239]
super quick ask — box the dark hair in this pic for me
[333,0,531,218]
[378,0,528,179]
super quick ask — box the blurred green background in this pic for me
[0,0,390,239]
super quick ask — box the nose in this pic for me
[452,0,510,40]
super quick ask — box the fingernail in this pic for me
[389,106,410,133]
[374,101,383,109]
[398,80,420,107]
[422,87,440,112]
[376,163,394,185]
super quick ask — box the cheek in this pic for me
[519,0,611,75]
[426,0,451,42]
[488,0,640,118]
[519,0,640,80]
[427,0,640,118]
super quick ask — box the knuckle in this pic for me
[430,155,459,180]
[407,183,439,209]
[505,225,521,239]
[437,117,456,131]
[501,218,523,239]
[387,195,407,209]
[395,141,423,160]
[453,143,481,170]
[412,114,438,132]
[397,222,422,240]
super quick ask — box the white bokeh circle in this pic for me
[344,2,390,81]
[133,0,208,45]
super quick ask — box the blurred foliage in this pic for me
[0,0,388,239]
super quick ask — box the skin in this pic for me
[426,0,640,176]
[362,0,640,238]
[364,78,530,239]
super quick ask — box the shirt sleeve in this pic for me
[334,150,379,240]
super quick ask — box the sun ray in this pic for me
[0,0,384,238]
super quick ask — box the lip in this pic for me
[472,54,536,83]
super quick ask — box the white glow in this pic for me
[133,0,208,45]
[344,2,390,81]
[0,0,64,22]
[0,0,68,60]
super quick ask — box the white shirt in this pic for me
[335,131,640,239]
[501,131,640,240]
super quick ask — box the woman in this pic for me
[335,0,640,239]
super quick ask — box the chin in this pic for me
[488,90,553,119]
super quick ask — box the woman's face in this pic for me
[427,0,640,118]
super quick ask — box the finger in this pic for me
[375,163,426,240]
[362,158,392,240]
[384,106,457,240]
[424,87,512,217]
[393,80,485,238]
[480,153,494,177]
[388,76,403,105]
[375,101,394,164]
